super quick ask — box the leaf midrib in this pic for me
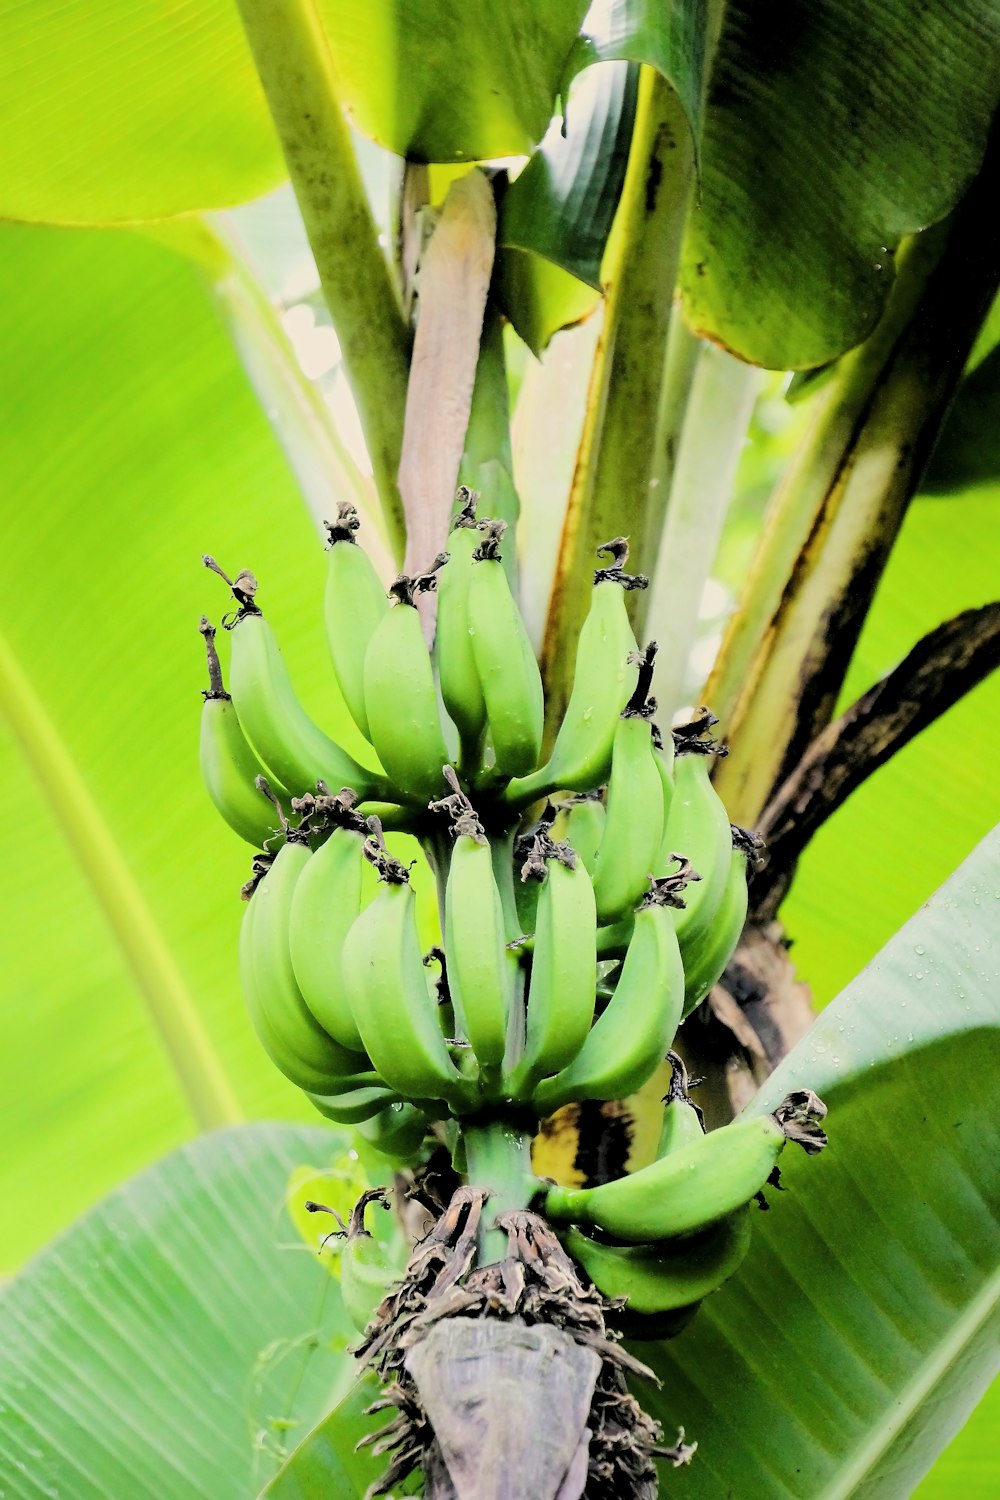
[819,1259,1000,1499]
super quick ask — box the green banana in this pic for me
[655,1056,708,1156]
[489,827,523,943]
[561,1209,752,1318]
[342,1242,398,1333]
[660,718,732,949]
[288,794,374,1052]
[506,538,646,804]
[435,489,488,758]
[441,795,517,1073]
[363,562,451,804]
[306,1083,399,1124]
[679,840,749,1017]
[467,520,544,779]
[591,645,665,923]
[457,305,518,540]
[594,919,632,959]
[355,1101,431,1162]
[545,1101,818,1243]
[510,803,556,939]
[532,892,684,1116]
[198,617,287,847]
[240,837,378,1093]
[561,795,606,876]
[464,457,519,545]
[341,830,468,1106]
[592,854,694,960]
[352,800,415,834]
[655,729,675,827]
[508,837,597,1097]
[587,733,674,957]
[306,1190,400,1334]
[215,584,383,801]
[323,503,390,741]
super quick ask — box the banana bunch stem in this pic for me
[461,1120,535,1263]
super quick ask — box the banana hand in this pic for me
[240,835,379,1093]
[545,1092,827,1243]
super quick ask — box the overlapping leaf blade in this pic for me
[682,1,1000,367]
[573,0,706,151]
[0,1125,354,1498]
[496,61,638,353]
[496,0,707,352]
[643,828,1000,1497]
[923,347,1000,493]
[318,0,588,161]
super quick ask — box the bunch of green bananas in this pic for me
[199,490,824,1332]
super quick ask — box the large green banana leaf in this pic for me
[0,0,282,222]
[0,0,585,222]
[0,222,348,1269]
[643,826,1000,1497]
[0,1124,354,1497]
[776,484,1000,1490]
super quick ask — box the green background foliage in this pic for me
[0,222,323,1267]
[0,0,281,221]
